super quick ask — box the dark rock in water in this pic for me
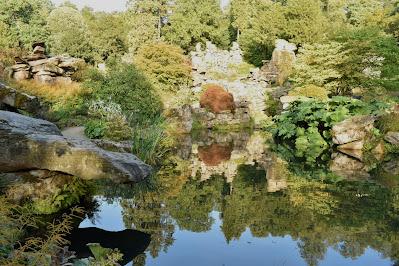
[67,227,151,266]
[0,111,151,183]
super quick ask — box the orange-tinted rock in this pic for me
[198,143,232,166]
[200,85,235,114]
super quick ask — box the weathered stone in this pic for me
[0,82,40,113]
[13,70,30,81]
[385,132,399,146]
[32,64,64,75]
[24,53,47,61]
[11,64,30,71]
[34,74,56,84]
[28,58,51,67]
[0,111,151,183]
[58,57,85,69]
[92,140,133,153]
[330,153,370,180]
[33,45,45,55]
[332,115,376,145]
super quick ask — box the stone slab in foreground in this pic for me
[0,111,151,183]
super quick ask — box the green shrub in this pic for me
[85,119,106,139]
[131,117,170,165]
[84,63,162,124]
[135,42,192,93]
[289,85,329,100]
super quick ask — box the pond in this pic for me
[70,131,399,266]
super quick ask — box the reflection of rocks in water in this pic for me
[259,154,288,192]
[330,153,371,180]
[67,227,151,265]
[186,131,287,191]
[198,143,232,166]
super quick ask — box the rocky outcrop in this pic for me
[0,111,151,183]
[192,100,251,129]
[260,39,297,86]
[191,41,243,74]
[0,82,41,113]
[10,42,84,84]
[332,115,376,145]
[385,132,399,147]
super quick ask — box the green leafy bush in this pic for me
[85,119,106,139]
[84,64,163,124]
[271,97,389,162]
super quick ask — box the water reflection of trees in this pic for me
[116,159,399,266]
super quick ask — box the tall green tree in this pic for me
[0,0,53,49]
[82,8,128,62]
[126,0,169,54]
[47,6,93,61]
[164,0,230,51]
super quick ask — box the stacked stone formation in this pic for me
[11,42,84,84]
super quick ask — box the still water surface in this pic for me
[74,131,399,266]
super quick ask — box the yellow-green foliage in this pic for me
[289,85,329,100]
[12,80,90,104]
[135,42,192,93]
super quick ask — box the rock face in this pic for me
[385,132,399,146]
[331,115,376,145]
[10,42,84,84]
[193,99,250,129]
[0,82,41,113]
[200,85,235,113]
[260,39,297,86]
[0,111,151,183]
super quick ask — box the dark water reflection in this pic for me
[78,131,399,266]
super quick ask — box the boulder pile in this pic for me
[10,42,84,84]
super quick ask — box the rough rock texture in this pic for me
[332,115,376,145]
[330,153,370,180]
[385,132,399,146]
[0,111,151,183]
[337,140,365,160]
[191,41,243,73]
[10,43,84,84]
[200,85,235,114]
[260,39,297,86]
[191,42,270,127]
[193,100,250,129]
[0,82,41,113]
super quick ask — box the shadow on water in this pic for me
[67,227,151,266]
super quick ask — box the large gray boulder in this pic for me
[331,115,376,145]
[0,82,41,113]
[0,111,151,183]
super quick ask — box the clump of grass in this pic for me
[131,116,171,165]
[377,112,399,133]
[13,80,90,104]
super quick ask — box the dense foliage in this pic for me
[272,97,389,162]
[84,64,162,124]
[134,42,192,93]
